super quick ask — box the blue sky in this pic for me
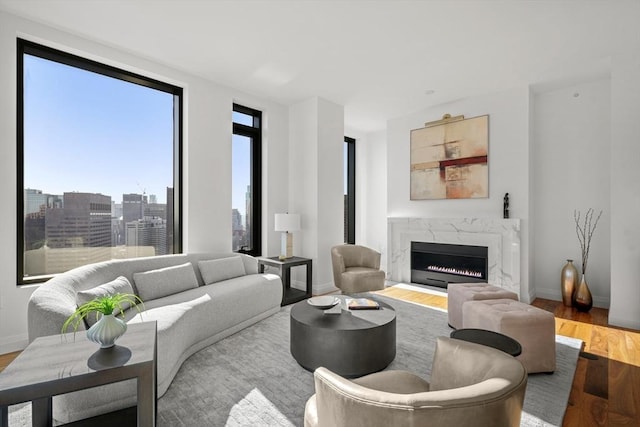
[232,134,250,217]
[23,54,342,218]
[24,54,174,204]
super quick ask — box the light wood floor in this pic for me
[2,287,638,426]
[375,286,640,427]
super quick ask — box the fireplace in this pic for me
[411,241,488,288]
[388,218,521,298]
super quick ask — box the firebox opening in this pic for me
[411,241,488,289]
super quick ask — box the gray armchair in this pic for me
[331,244,385,294]
[304,336,527,427]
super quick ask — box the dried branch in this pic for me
[574,208,603,275]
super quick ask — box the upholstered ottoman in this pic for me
[447,283,518,329]
[462,299,556,374]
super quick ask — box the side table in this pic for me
[0,321,157,427]
[257,256,312,305]
[450,328,522,357]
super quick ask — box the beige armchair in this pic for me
[331,244,385,294]
[304,336,527,427]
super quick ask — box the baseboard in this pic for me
[290,279,338,296]
[608,315,640,330]
[534,287,610,308]
[290,279,306,291]
[0,333,29,354]
[534,288,563,302]
[312,281,339,296]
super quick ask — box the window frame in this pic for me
[232,103,262,257]
[345,136,356,244]
[16,38,183,285]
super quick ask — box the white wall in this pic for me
[384,87,532,300]
[0,11,290,353]
[289,97,344,294]
[356,130,387,257]
[532,78,611,307]
[610,53,640,329]
[290,98,319,273]
[317,99,345,288]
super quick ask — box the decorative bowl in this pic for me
[307,296,340,310]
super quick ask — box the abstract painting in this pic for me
[410,115,488,200]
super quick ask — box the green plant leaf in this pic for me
[62,293,145,335]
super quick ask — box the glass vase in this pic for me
[572,274,593,312]
[560,259,579,307]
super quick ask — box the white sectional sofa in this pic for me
[27,252,283,424]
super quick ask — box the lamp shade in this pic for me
[275,213,300,232]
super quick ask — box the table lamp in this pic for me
[275,213,300,260]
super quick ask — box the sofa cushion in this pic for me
[76,276,134,327]
[198,256,246,285]
[133,262,199,301]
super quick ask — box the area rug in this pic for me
[9,295,581,426]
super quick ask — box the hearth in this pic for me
[411,241,488,288]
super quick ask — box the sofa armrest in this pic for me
[28,282,81,342]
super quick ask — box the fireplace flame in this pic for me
[427,265,483,278]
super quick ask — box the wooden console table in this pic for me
[257,256,312,306]
[0,321,157,427]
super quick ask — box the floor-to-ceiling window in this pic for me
[344,136,356,244]
[17,39,183,284]
[232,104,262,255]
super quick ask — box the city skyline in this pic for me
[25,187,168,207]
[23,189,171,277]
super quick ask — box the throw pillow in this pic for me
[198,256,247,285]
[76,276,134,327]
[133,262,199,301]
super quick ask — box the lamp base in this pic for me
[280,232,293,259]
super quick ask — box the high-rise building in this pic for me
[166,187,174,253]
[244,184,252,249]
[123,193,147,225]
[145,203,166,220]
[24,189,62,252]
[44,192,112,274]
[147,218,167,256]
[110,201,122,246]
[25,188,62,214]
[232,208,245,251]
[24,213,45,252]
[112,202,123,219]
[126,217,167,256]
[232,209,242,231]
[25,188,47,215]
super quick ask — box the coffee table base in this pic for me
[290,298,396,378]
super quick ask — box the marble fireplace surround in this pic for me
[388,217,521,298]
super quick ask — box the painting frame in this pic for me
[410,114,489,200]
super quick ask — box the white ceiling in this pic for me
[1,0,638,133]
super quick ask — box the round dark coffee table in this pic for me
[450,328,522,357]
[290,296,396,377]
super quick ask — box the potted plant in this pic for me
[62,293,144,348]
